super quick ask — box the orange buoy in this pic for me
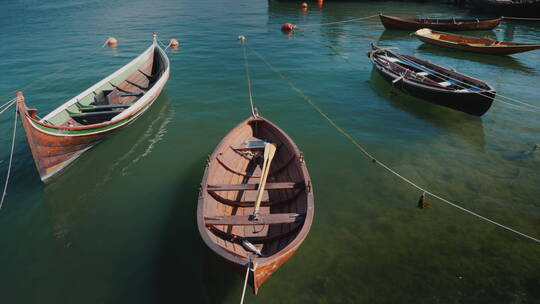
[318,0,323,8]
[281,22,295,32]
[106,37,118,47]
[301,2,308,9]
[237,35,246,42]
[169,38,179,48]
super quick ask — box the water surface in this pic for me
[0,0,539,303]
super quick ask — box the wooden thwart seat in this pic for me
[204,213,305,226]
[79,103,133,112]
[207,182,304,192]
[69,110,123,118]
[208,188,303,207]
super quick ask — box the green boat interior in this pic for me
[45,48,165,127]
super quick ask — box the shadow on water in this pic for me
[368,69,486,151]
[416,43,536,74]
[377,29,416,44]
[42,95,174,246]
[151,156,235,303]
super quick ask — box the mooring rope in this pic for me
[240,39,258,118]
[299,14,379,27]
[0,105,18,209]
[503,16,540,21]
[0,98,17,115]
[239,260,252,304]
[0,41,117,101]
[244,42,540,244]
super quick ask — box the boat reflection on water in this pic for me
[369,69,486,151]
[416,43,535,74]
[42,96,174,247]
[377,29,415,44]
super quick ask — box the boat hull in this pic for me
[197,116,314,294]
[379,14,502,31]
[373,66,494,116]
[16,69,168,182]
[414,32,540,55]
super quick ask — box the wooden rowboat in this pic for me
[197,113,314,294]
[17,34,170,182]
[379,14,502,31]
[413,28,540,55]
[367,44,496,116]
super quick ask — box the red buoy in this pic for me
[169,38,179,48]
[106,37,118,47]
[301,2,308,9]
[318,0,324,8]
[281,22,295,32]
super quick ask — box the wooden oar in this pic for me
[253,143,277,217]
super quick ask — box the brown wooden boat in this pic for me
[379,13,502,31]
[17,34,170,182]
[197,113,314,294]
[413,28,540,55]
[368,44,496,116]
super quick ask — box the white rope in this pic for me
[241,41,257,118]
[247,44,540,244]
[503,16,540,21]
[300,14,379,27]
[158,38,171,51]
[0,99,16,115]
[375,162,540,243]
[0,42,107,101]
[383,49,540,112]
[0,106,18,209]
[239,261,252,304]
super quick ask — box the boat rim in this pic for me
[197,115,314,267]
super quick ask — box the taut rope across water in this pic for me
[241,40,539,244]
[0,102,18,209]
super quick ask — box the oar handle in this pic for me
[253,143,276,215]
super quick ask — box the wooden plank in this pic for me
[204,213,305,226]
[69,110,123,118]
[207,182,304,191]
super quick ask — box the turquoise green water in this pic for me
[1,0,539,303]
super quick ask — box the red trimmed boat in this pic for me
[197,113,314,294]
[17,34,170,183]
[379,14,502,31]
[413,28,540,55]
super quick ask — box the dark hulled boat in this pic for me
[17,34,170,182]
[367,45,496,116]
[379,14,503,31]
[197,113,314,294]
[413,28,540,55]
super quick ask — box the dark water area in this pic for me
[0,0,539,303]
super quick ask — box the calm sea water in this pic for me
[0,0,539,303]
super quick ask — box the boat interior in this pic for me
[202,118,309,260]
[43,48,165,127]
[414,17,492,24]
[373,50,486,92]
[418,29,519,47]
